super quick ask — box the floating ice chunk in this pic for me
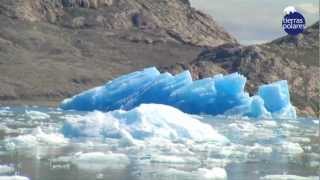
[72,152,129,170]
[62,104,229,143]
[309,160,320,169]
[133,167,227,180]
[0,165,14,175]
[257,120,278,128]
[60,67,296,119]
[31,127,68,145]
[281,123,298,130]
[5,135,37,149]
[258,80,296,119]
[260,175,318,180]
[61,111,121,138]
[5,127,68,149]
[73,152,125,163]
[228,121,258,140]
[204,158,231,168]
[111,104,228,142]
[96,173,104,179]
[215,145,249,163]
[196,167,227,180]
[150,155,200,165]
[249,144,273,160]
[25,111,50,120]
[288,137,310,144]
[276,141,304,158]
[0,176,30,180]
[0,125,17,135]
[134,168,193,180]
[0,110,13,116]
[246,96,271,118]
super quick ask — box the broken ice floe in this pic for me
[62,104,229,143]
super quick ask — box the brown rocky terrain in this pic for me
[163,22,320,117]
[0,0,236,46]
[0,0,235,105]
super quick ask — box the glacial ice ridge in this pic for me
[60,67,296,119]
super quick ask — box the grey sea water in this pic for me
[0,106,319,180]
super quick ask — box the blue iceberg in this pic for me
[60,67,296,119]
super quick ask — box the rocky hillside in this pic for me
[0,0,236,105]
[0,0,236,46]
[164,22,320,117]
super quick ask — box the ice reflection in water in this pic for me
[0,106,319,180]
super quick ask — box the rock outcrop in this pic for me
[0,0,236,46]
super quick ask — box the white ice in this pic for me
[0,176,30,180]
[25,111,50,120]
[0,165,14,175]
[62,104,229,143]
[260,175,318,180]
[4,127,68,150]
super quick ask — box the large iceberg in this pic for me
[60,67,296,119]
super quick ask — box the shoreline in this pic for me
[0,99,60,108]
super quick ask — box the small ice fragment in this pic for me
[309,160,320,168]
[0,165,14,175]
[260,174,318,180]
[0,110,12,116]
[0,176,30,180]
[72,152,129,170]
[96,173,104,179]
[32,127,68,145]
[281,123,297,130]
[277,141,304,156]
[288,137,310,144]
[258,80,296,119]
[150,155,200,165]
[196,167,227,179]
[204,158,231,168]
[201,168,227,179]
[133,167,227,180]
[257,120,278,128]
[249,144,273,160]
[25,111,50,120]
[5,127,68,149]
